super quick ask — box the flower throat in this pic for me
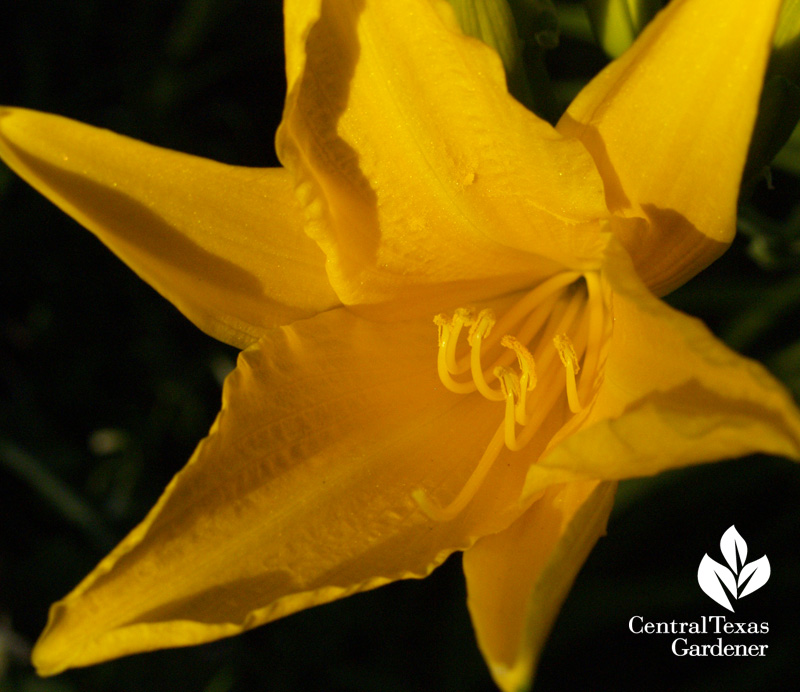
[414,271,607,521]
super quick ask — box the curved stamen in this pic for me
[554,333,582,413]
[445,308,473,374]
[497,368,523,450]
[504,367,566,451]
[468,310,505,401]
[423,271,605,522]
[500,335,536,424]
[413,424,505,521]
[435,314,476,394]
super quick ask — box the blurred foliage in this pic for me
[584,0,663,58]
[742,0,800,199]
[1,1,799,691]
[447,0,539,112]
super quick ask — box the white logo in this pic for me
[698,526,770,612]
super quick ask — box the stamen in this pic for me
[496,367,522,450]
[413,424,505,521]
[450,273,579,376]
[500,336,536,390]
[578,271,605,403]
[532,282,585,376]
[434,315,476,394]
[513,291,561,352]
[554,333,582,413]
[490,271,581,337]
[423,271,606,522]
[504,367,566,451]
[446,308,473,374]
[495,365,521,400]
[468,310,505,402]
[500,335,536,424]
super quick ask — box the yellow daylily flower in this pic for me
[1,0,798,690]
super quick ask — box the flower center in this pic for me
[413,271,608,521]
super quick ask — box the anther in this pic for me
[434,313,450,347]
[467,309,495,346]
[500,336,536,391]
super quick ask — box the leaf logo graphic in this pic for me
[697,526,770,611]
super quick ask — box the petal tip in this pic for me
[30,600,87,677]
[0,106,29,136]
[31,631,69,678]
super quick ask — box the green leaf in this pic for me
[584,0,663,58]
[742,76,800,196]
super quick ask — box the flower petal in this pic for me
[277,0,609,316]
[32,307,539,676]
[535,241,800,484]
[558,0,782,295]
[463,480,616,692]
[0,107,340,349]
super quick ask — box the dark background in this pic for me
[1,1,799,691]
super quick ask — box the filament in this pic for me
[578,271,605,402]
[554,333,582,413]
[413,424,505,521]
